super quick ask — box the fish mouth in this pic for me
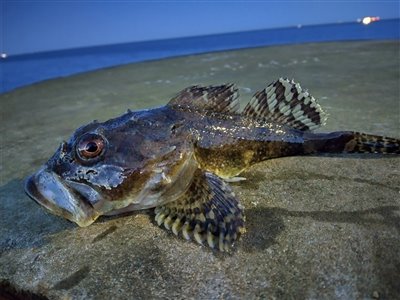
[24,167,100,227]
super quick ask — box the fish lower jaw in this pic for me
[32,192,100,227]
[29,191,100,227]
[73,213,100,227]
[24,169,100,227]
[47,207,99,227]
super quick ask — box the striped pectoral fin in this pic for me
[154,169,245,252]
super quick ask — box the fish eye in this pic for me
[76,134,106,160]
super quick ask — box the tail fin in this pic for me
[304,131,400,154]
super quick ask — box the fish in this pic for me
[25,78,400,251]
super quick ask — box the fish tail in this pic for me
[304,131,400,154]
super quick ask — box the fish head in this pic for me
[25,110,194,227]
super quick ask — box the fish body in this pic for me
[25,78,400,251]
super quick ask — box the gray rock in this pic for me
[1,41,399,299]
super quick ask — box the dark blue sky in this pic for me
[2,1,399,55]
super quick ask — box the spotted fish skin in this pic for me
[25,78,400,251]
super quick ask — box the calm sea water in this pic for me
[1,19,399,94]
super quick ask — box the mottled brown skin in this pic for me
[183,110,397,178]
[25,78,400,250]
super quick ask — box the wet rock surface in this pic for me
[1,41,399,299]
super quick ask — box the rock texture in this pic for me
[1,41,399,299]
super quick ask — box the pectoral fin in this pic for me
[154,169,245,251]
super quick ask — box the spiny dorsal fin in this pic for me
[243,78,327,131]
[154,169,245,252]
[167,84,240,114]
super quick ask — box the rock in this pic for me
[1,41,399,299]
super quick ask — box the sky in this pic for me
[1,1,399,55]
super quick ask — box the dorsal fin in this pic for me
[243,78,327,131]
[167,84,240,114]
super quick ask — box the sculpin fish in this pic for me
[25,78,400,251]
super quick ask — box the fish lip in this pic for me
[24,167,99,227]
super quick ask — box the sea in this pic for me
[1,18,399,94]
